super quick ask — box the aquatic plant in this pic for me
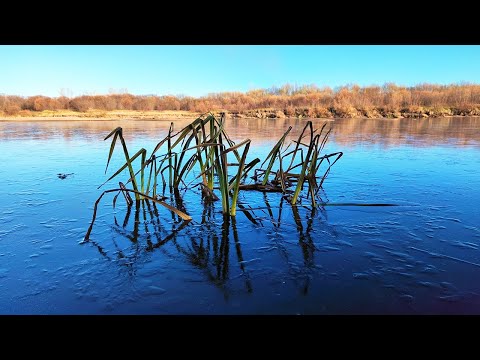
[84,113,343,240]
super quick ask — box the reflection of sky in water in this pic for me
[0,117,480,314]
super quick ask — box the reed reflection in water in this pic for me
[86,188,332,298]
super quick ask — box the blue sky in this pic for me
[1,45,479,97]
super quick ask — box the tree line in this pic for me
[1,83,480,117]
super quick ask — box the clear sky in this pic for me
[1,45,479,97]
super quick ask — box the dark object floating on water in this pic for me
[57,173,74,179]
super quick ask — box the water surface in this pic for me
[1,117,479,314]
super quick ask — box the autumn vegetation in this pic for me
[2,83,480,119]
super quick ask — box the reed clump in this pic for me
[84,113,342,240]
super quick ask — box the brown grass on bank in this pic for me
[1,83,480,118]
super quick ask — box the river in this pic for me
[0,116,479,314]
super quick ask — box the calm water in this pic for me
[1,117,479,314]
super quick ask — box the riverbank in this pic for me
[235,106,480,119]
[1,107,480,121]
[0,110,202,121]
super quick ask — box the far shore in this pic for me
[0,110,202,122]
[1,109,480,122]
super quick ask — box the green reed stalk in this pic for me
[168,122,173,188]
[260,126,292,185]
[291,133,317,205]
[222,139,251,216]
[103,127,140,200]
